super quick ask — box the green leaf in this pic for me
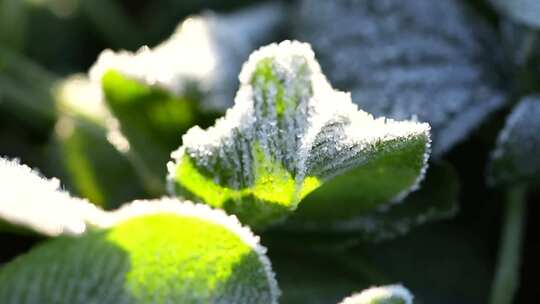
[52,75,147,209]
[0,157,103,236]
[294,0,507,157]
[283,162,459,238]
[98,70,203,194]
[168,41,430,228]
[338,285,413,304]
[90,3,285,193]
[488,96,540,185]
[91,2,285,111]
[0,199,280,304]
[491,0,540,29]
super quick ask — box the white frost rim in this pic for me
[0,158,280,303]
[0,157,105,236]
[339,284,413,304]
[91,198,281,304]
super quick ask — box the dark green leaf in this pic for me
[53,75,147,209]
[283,162,459,239]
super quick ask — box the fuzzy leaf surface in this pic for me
[295,0,507,156]
[168,41,430,228]
[90,4,285,191]
[52,75,146,209]
[0,200,279,304]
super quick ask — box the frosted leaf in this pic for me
[491,0,540,28]
[0,157,105,236]
[168,41,431,228]
[52,75,146,208]
[0,198,280,304]
[89,3,285,192]
[294,0,507,157]
[339,285,413,304]
[55,74,107,122]
[281,162,458,239]
[488,96,540,185]
[90,2,285,111]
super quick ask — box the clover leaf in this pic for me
[168,41,430,228]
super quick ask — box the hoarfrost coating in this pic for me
[168,40,431,224]
[339,284,413,304]
[0,158,104,236]
[89,2,285,110]
[92,198,281,304]
[295,0,507,156]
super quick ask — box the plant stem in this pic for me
[489,185,527,304]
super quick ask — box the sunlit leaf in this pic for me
[0,157,103,236]
[90,3,285,192]
[52,75,146,209]
[168,41,430,228]
[0,199,280,304]
[488,96,540,185]
[294,0,507,157]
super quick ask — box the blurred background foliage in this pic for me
[0,0,539,303]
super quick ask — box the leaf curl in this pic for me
[168,41,430,228]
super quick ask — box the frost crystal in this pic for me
[489,96,540,185]
[339,284,413,304]
[168,40,431,228]
[89,2,285,110]
[295,0,507,156]
[0,157,104,236]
